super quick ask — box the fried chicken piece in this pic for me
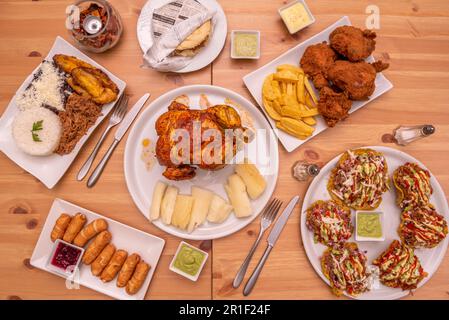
[327,60,389,100]
[317,87,352,127]
[300,42,337,89]
[329,26,376,62]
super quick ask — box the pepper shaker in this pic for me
[291,160,320,181]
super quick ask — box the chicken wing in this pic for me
[329,26,376,62]
[300,42,337,89]
[317,86,352,127]
[327,60,389,100]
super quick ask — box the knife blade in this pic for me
[242,195,300,296]
[114,93,150,141]
[267,195,300,246]
[86,93,150,188]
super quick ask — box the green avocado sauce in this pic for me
[357,212,382,238]
[174,244,205,276]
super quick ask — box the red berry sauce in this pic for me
[51,242,81,272]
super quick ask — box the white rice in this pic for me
[16,60,66,111]
[12,107,62,156]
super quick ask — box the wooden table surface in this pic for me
[0,0,448,300]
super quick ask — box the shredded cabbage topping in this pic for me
[331,149,389,208]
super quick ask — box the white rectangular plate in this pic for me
[0,36,126,188]
[243,16,393,152]
[30,198,165,300]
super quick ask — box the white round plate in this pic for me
[301,146,449,300]
[124,85,279,240]
[137,0,227,73]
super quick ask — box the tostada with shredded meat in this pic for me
[399,205,448,249]
[393,162,433,209]
[327,148,390,210]
[321,242,370,297]
[305,200,353,247]
[373,240,427,291]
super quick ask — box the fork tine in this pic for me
[268,200,283,222]
[116,96,129,120]
[262,198,278,219]
[111,94,125,117]
[263,199,279,221]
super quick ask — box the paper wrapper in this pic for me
[142,0,216,72]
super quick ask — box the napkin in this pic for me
[142,1,216,72]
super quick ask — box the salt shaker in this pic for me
[393,125,435,146]
[292,161,320,182]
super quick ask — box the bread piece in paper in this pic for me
[142,0,216,72]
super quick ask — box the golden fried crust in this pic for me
[317,87,352,127]
[300,42,337,89]
[327,148,389,210]
[53,54,95,73]
[329,26,376,62]
[327,60,377,100]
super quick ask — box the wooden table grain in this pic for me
[0,0,448,300]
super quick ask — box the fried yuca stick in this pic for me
[73,218,108,247]
[117,253,141,287]
[82,231,112,265]
[62,213,87,243]
[51,213,72,242]
[126,261,151,295]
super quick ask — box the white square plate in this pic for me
[0,36,126,188]
[243,16,393,152]
[30,198,165,300]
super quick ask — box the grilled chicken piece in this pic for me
[155,101,247,180]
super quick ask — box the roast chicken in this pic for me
[155,100,248,180]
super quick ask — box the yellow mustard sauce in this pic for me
[141,138,156,171]
[357,212,383,238]
[280,2,311,34]
[233,33,258,58]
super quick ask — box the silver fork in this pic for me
[76,94,129,181]
[232,198,283,288]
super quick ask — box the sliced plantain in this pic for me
[71,67,105,98]
[53,54,95,73]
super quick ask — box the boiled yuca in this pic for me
[12,107,62,156]
[160,186,179,225]
[149,181,167,221]
[188,187,214,233]
[171,195,194,230]
[207,194,233,223]
[225,174,252,218]
[235,162,266,199]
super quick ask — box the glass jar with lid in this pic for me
[68,0,123,53]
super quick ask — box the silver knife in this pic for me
[87,93,151,188]
[243,195,300,296]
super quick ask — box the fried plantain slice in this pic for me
[71,67,105,98]
[66,76,91,99]
[92,87,118,104]
[53,54,95,73]
[87,68,119,94]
